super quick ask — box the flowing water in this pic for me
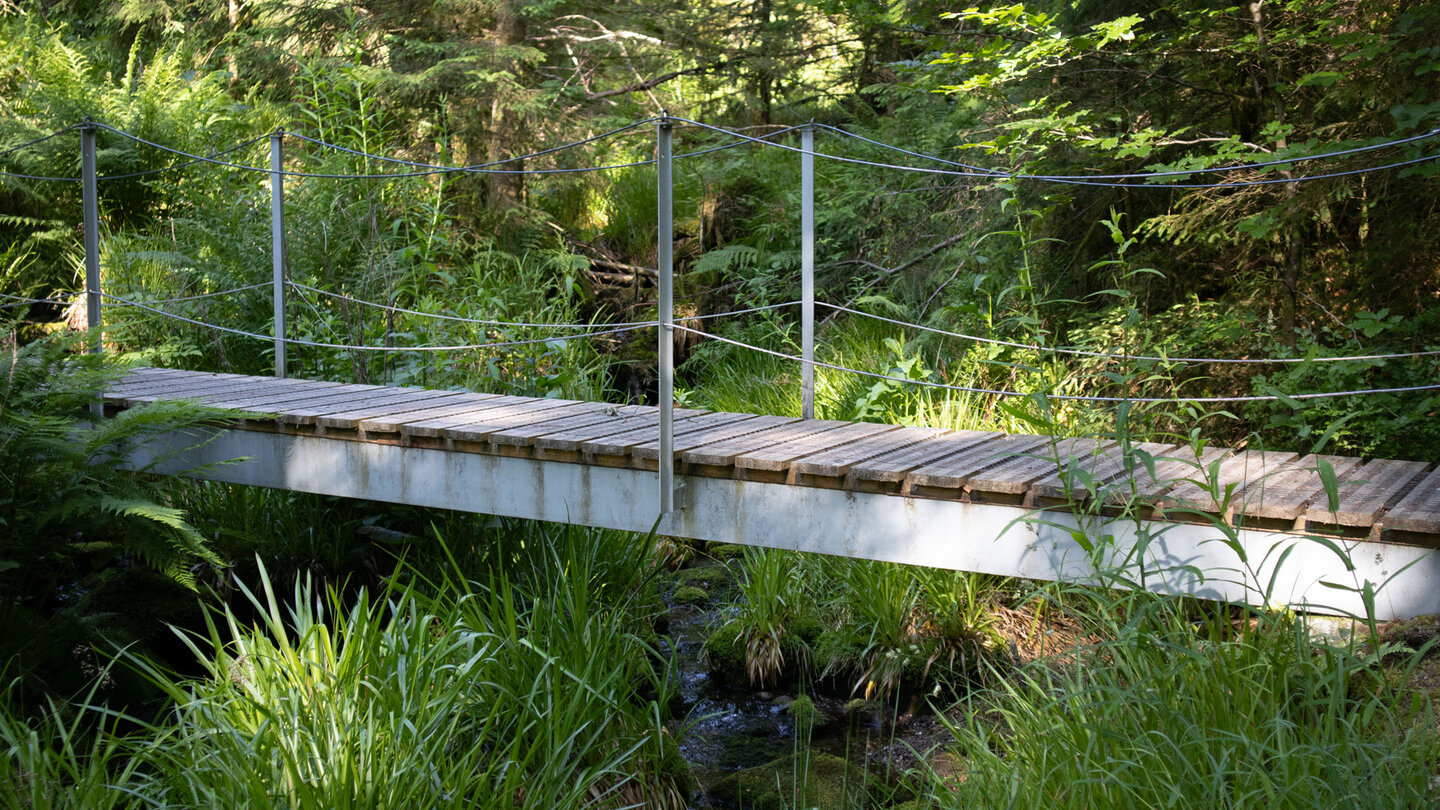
[661,568,952,808]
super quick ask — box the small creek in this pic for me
[660,564,952,808]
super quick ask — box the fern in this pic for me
[0,331,235,592]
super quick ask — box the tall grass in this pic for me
[0,680,147,809]
[0,524,688,809]
[130,540,682,807]
[932,597,1438,809]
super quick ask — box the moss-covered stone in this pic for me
[675,565,730,588]
[706,627,815,688]
[716,730,792,770]
[707,751,868,810]
[674,585,709,606]
[786,694,819,727]
[704,629,748,684]
[844,698,883,717]
[710,543,749,560]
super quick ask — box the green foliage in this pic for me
[713,547,811,688]
[107,543,681,809]
[708,751,869,810]
[0,679,148,809]
[0,332,236,704]
[935,603,1438,809]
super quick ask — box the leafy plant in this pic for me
[933,597,1438,809]
[711,547,811,687]
[0,332,236,705]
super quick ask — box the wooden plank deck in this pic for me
[102,368,1439,545]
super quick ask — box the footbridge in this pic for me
[111,366,1440,621]
[10,116,1439,620]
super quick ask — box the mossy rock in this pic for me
[674,585,710,606]
[717,730,792,770]
[675,565,730,588]
[786,694,820,726]
[709,543,749,560]
[844,698,884,717]
[704,626,811,687]
[707,751,868,810]
[704,630,748,683]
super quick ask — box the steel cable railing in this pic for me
[671,323,1440,405]
[102,292,657,352]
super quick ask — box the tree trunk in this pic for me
[754,0,773,125]
[1250,1,1300,348]
[488,1,526,208]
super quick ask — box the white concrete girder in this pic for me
[126,426,1440,620]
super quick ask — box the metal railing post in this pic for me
[657,117,675,515]
[81,120,102,417]
[270,131,287,378]
[81,120,101,357]
[801,125,815,419]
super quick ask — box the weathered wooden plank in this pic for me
[120,379,352,408]
[400,397,557,437]
[905,434,1052,492]
[430,399,587,442]
[276,387,453,424]
[1305,458,1430,528]
[1159,449,1298,516]
[968,438,1116,498]
[681,420,851,468]
[314,391,474,430]
[191,382,381,413]
[106,367,202,392]
[356,393,509,433]
[116,366,185,380]
[734,421,901,473]
[1233,455,1365,521]
[484,402,631,447]
[532,407,711,452]
[107,372,281,403]
[1383,467,1440,534]
[633,414,801,461]
[580,411,754,458]
[111,366,228,385]
[846,430,1002,487]
[790,426,950,479]
[1028,442,1181,503]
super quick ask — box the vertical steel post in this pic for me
[801,125,815,419]
[657,118,675,515]
[81,121,102,417]
[81,121,101,357]
[270,131,287,379]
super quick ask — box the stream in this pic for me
[660,564,953,808]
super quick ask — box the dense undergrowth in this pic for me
[2,328,1439,807]
[4,1,1440,806]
